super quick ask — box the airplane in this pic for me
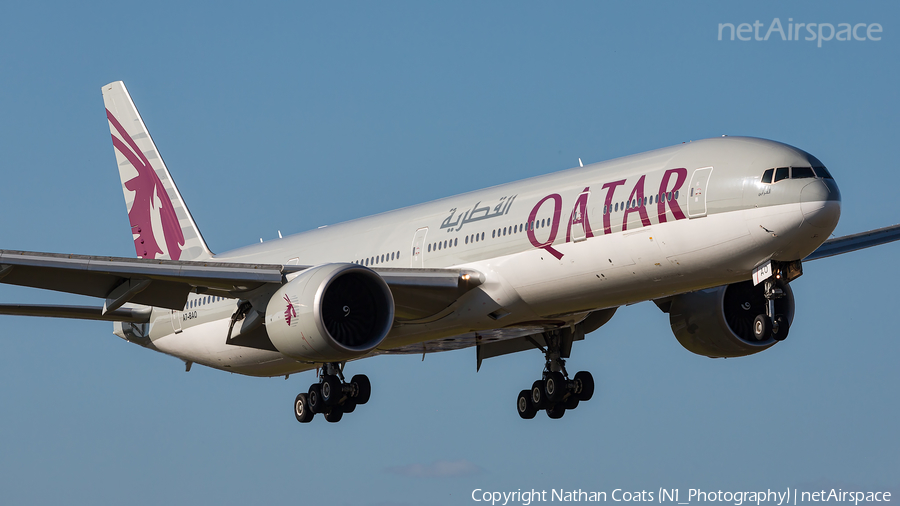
[1,81,898,423]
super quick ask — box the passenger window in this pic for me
[454,238,458,246]
[792,167,815,179]
[674,190,679,199]
[761,168,774,184]
[774,167,789,182]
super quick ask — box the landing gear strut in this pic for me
[753,277,790,342]
[516,330,594,420]
[294,362,371,424]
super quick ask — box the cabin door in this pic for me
[411,227,428,267]
[171,309,183,334]
[687,167,713,218]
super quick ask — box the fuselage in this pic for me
[130,136,841,376]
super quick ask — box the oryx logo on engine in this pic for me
[284,294,298,326]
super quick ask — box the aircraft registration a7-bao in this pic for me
[1,81,896,423]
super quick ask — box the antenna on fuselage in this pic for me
[578,158,583,167]
[278,230,283,239]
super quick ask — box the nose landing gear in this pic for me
[294,362,371,423]
[752,277,791,342]
[516,331,595,420]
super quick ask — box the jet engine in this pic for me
[265,263,395,362]
[663,280,794,358]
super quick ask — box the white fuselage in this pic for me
[132,137,841,376]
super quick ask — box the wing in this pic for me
[805,223,900,261]
[0,249,482,321]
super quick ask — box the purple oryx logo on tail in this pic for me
[284,294,297,326]
[107,109,185,260]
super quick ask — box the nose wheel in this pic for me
[294,363,371,424]
[516,331,596,420]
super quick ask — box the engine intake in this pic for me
[265,263,395,362]
[665,280,794,358]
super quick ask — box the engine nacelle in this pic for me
[666,280,795,358]
[265,263,395,362]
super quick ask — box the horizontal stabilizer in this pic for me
[0,304,150,323]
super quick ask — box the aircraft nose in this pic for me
[800,179,841,229]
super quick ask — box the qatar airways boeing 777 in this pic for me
[0,82,897,423]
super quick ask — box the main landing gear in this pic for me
[516,331,594,420]
[294,362,371,423]
[752,278,790,342]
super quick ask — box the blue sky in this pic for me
[0,2,897,505]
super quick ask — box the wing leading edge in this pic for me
[805,223,900,261]
[0,250,483,321]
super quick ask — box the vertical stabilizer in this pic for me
[102,81,213,261]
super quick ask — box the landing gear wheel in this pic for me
[545,371,566,403]
[772,314,789,341]
[321,375,343,406]
[547,403,566,419]
[342,399,357,414]
[531,380,546,409]
[573,371,594,401]
[294,393,314,423]
[308,383,325,414]
[753,314,772,341]
[351,374,371,405]
[324,408,343,423]
[517,390,537,419]
[515,330,597,420]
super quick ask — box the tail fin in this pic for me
[102,81,213,261]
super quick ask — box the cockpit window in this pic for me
[762,165,832,184]
[791,167,816,179]
[773,167,789,182]
[813,166,834,179]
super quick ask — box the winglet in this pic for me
[102,81,213,261]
